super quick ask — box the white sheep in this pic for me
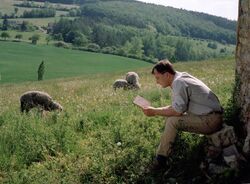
[20,91,63,113]
[113,79,129,90]
[125,72,141,89]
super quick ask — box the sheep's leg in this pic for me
[20,101,25,113]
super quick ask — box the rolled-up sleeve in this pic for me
[172,80,189,113]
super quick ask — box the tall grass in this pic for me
[0,58,235,183]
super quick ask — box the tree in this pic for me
[37,61,45,81]
[2,16,9,30]
[175,39,192,61]
[46,35,52,45]
[15,34,23,41]
[142,33,156,58]
[207,42,217,49]
[30,34,40,44]
[129,37,144,58]
[20,21,28,31]
[235,0,250,156]
[1,32,10,40]
[14,7,19,16]
[53,33,63,41]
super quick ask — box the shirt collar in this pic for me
[171,71,181,88]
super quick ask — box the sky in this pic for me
[137,0,238,21]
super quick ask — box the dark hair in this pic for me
[151,60,176,75]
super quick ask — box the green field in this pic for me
[0,57,235,183]
[0,30,48,43]
[0,0,76,16]
[7,17,76,27]
[0,41,152,84]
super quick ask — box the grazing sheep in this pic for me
[125,72,141,89]
[20,91,63,113]
[113,79,129,90]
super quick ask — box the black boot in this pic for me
[148,155,167,172]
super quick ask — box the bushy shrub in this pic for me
[54,41,70,49]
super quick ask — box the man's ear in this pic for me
[164,72,169,79]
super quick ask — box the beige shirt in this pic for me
[171,71,222,115]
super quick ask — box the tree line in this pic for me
[48,18,231,62]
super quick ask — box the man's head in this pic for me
[151,60,176,88]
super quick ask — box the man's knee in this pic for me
[165,117,180,129]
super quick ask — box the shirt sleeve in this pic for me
[171,80,189,113]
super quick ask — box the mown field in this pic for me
[0,30,48,43]
[0,0,74,16]
[0,57,235,183]
[0,41,151,84]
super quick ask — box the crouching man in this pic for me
[140,60,223,172]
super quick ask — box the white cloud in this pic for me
[137,0,238,20]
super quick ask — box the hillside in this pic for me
[79,0,236,43]
[0,41,151,84]
[0,0,236,62]
[17,0,236,43]
[49,0,236,61]
[0,58,237,183]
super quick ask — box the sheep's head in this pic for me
[126,72,140,85]
[50,101,63,111]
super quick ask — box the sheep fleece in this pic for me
[20,91,62,112]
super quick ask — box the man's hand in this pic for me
[141,105,182,117]
[142,106,156,116]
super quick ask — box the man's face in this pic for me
[153,69,170,88]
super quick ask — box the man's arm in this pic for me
[142,105,182,117]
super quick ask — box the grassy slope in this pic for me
[0,58,235,183]
[0,0,72,16]
[5,17,76,27]
[0,41,151,83]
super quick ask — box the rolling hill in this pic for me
[0,0,236,63]
[0,41,151,84]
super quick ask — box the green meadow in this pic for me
[0,0,240,182]
[0,0,73,17]
[0,41,151,84]
[0,30,48,43]
[6,17,75,27]
[0,55,235,183]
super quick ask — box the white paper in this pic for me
[133,95,151,108]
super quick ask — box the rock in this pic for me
[205,145,222,159]
[243,122,250,156]
[223,155,238,169]
[207,124,237,147]
[208,163,227,175]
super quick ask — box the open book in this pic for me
[133,95,151,108]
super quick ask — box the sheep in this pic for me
[125,71,141,89]
[20,91,63,113]
[113,79,129,90]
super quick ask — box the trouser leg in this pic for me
[156,113,222,157]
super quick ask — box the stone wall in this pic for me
[236,0,250,155]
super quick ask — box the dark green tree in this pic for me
[30,34,40,44]
[175,39,192,61]
[2,16,9,30]
[14,7,19,16]
[15,34,23,41]
[37,61,45,81]
[1,32,10,40]
[20,21,28,31]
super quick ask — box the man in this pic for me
[142,60,223,171]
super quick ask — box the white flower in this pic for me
[116,142,122,146]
